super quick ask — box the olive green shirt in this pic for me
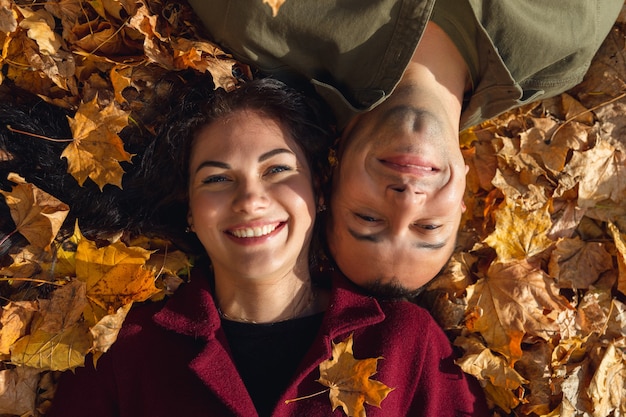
[188,0,622,130]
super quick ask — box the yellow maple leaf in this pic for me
[63,96,132,190]
[484,197,554,261]
[10,323,91,371]
[73,224,158,325]
[317,334,394,417]
[0,173,69,250]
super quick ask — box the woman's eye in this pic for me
[356,214,379,222]
[202,175,229,184]
[266,165,292,175]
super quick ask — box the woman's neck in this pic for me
[212,267,321,324]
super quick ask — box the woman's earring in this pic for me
[317,204,327,213]
[185,225,193,233]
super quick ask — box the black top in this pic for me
[221,313,324,417]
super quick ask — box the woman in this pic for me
[9,78,488,417]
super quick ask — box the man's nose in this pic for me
[385,183,424,208]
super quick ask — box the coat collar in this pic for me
[153,266,385,342]
[151,266,386,416]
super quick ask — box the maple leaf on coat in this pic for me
[317,333,394,417]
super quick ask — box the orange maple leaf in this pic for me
[317,333,394,417]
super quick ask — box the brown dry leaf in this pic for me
[454,335,527,412]
[516,341,553,416]
[548,196,587,239]
[263,0,287,17]
[128,4,174,68]
[170,37,238,91]
[463,139,498,192]
[559,361,593,417]
[548,237,613,289]
[465,260,568,362]
[425,252,476,297]
[0,173,69,250]
[483,198,554,262]
[73,20,128,55]
[587,343,626,417]
[561,140,626,208]
[0,301,38,356]
[10,322,92,371]
[0,245,47,279]
[561,93,595,125]
[577,290,613,337]
[0,0,17,34]
[608,222,626,296]
[15,6,77,93]
[17,7,61,55]
[63,96,133,189]
[34,279,87,334]
[110,64,132,104]
[0,366,40,415]
[316,333,394,417]
[90,303,131,365]
[519,123,574,174]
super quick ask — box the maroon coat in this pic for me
[48,269,489,416]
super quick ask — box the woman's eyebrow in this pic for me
[259,148,294,162]
[194,160,229,173]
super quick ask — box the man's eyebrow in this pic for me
[347,228,448,249]
[194,148,293,173]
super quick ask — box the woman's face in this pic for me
[187,109,316,283]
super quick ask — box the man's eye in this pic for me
[356,214,379,222]
[417,224,440,230]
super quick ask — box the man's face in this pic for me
[327,103,467,295]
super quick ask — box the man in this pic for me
[186,0,623,296]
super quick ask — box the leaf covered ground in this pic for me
[0,1,626,416]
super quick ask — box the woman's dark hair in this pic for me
[0,76,334,267]
[0,88,142,257]
[137,76,335,257]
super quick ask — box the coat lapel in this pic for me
[153,267,258,417]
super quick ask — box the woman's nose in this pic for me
[232,180,269,213]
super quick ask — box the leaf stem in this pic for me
[548,91,626,142]
[6,125,74,143]
[0,229,18,247]
[0,277,63,286]
[284,388,329,404]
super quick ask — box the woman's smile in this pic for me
[226,221,287,242]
